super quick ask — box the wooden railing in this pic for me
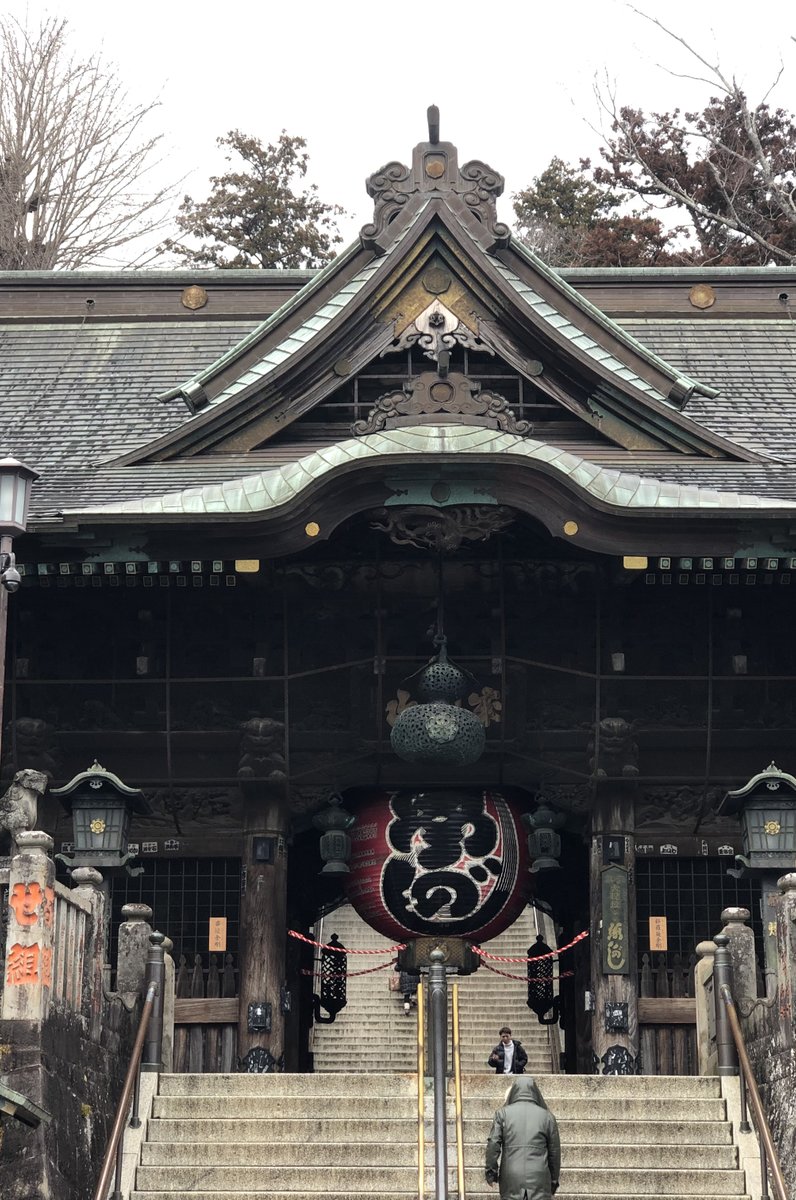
[172,952,238,1072]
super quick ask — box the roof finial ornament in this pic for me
[427,105,440,145]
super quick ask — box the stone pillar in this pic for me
[775,873,796,1045]
[590,786,639,1074]
[1,831,55,1022]
[237,788,289,1068]
[161,936,175,1073]
[718,906,757,1010]
[694,939,717,1075]
[116,902,153,996]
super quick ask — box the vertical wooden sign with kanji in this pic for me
[2,831,56,1021]
[601,864,630,975]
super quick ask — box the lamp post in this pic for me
[719,761,796,979]
[52,760,151,877]
[0,457,39,768]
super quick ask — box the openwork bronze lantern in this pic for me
[391,638,485,766]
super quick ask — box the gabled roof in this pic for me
[112,114,755,468]
[6,115,796,539]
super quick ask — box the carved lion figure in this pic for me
[238,717,287,783]
[588,717,639,778]
[0,768,49,853]
[1,717,61,780]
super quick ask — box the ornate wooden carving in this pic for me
[352,371,532,436]
[370,504,515,552]
[382,299,493,365]
[588,717,639,778]
[360,112,510,252]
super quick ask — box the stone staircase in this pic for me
[311,903,555,1074]
[460,1073,752,1199]
[129,1070,753,1198]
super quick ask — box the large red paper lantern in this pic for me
[346,789,531,943]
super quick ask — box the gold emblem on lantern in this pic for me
[763,820,781,835]
[90,818,106,834]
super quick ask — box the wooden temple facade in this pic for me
[3,113,796,1074]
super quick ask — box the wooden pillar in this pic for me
[590,785,639,1073]
[237,786,289,1068]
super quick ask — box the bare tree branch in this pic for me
[592,12,796,264]
[0,15,176,269]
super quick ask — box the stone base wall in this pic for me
[745,1020,796,1196]
[0,1001,136,1200]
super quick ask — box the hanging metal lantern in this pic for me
[313,932,347,1024]
[526,933,560,1025]
[523,802,565,872]
[313,796,355,874]
[391,637,485,766]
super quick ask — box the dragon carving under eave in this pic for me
[369,504,515,552]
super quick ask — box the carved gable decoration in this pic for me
[361,106,510,254]
[352,370,531,437]
[382,299,493,366]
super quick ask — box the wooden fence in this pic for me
[638,952,697,1075]
[172,953,238,1073]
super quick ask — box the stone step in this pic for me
[460,1096,726,1120]
[135,1166,421,1191]
[132,1195,751,1200]
[141,1142,419,1166]
[458,1072,722,1096]
[157,1071,721,1098]
[158,1071,417,1096]
[137,1163,747,1196]
[146,1116,735,1146]
[465,1167,748,1195]
[141,1137,738,1172]
[152,1095,418,1119]
[151,1094,726,1121]
[463,1118,734,1145]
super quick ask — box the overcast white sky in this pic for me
[5,0,796,257]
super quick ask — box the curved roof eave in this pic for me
[67,426,795,522]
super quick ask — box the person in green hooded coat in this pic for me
[485,1076,561,1199]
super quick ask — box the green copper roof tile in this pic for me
[206,259,381,409]
[492,260,667,402]
[82,426,795,518]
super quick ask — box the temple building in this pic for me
[3,111,796,1079]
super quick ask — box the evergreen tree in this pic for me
[165,131,344,269]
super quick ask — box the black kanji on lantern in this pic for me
[313,933,347,1024]
[526,933,560,1025]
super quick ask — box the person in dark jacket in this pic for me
[485,1076,561,1199]
[487,1026,528,1074]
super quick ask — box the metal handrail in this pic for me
[416,980,425,1200]
[451,982,466,1200]
[93,981,158,1200]
[719,985,788,1200]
